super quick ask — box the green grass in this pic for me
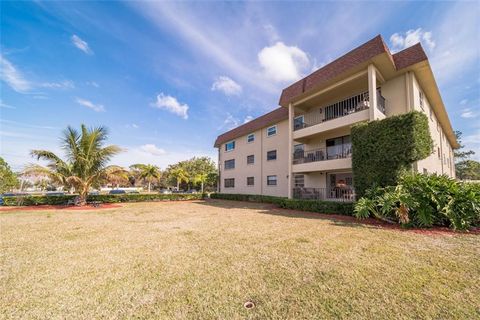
[1,200,479,319]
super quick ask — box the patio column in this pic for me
[287,103,294,199]
[368,64,378,120]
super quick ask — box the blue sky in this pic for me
[1,1,479,171]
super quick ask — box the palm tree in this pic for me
[170,167,189,191]
[23,125,123,205]
[130,164,161,193]
[193,173,208,193]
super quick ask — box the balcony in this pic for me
[293,90,385,138]
[293,146,351,165]
[293,187,356,202]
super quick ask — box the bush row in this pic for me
[210,193,354,215]
[355,173,480,230]
[2,193,206,206]
[209,193,285,205]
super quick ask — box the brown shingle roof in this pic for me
[392,43,428,70]
[279,35,429,106]
[214,36,430,148]
[214,107,288,147]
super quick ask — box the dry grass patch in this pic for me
[1,199,479,319]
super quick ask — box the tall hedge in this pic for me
[351,111,433,197]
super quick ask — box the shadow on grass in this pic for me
[198,199,374,227]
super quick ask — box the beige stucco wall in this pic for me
[380,74,408,116]
[410,74,455,177]
[219,119,289,197]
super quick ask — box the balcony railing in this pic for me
[293,187,356,202]
[293,90,385,131]
[293,146,352,165]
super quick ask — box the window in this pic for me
[267,175,277,186]
[225,141,235,152]
[419,91,424,110]
[437,147,441,159]
[247,177,254,186]
[224,159,235,170]
[294,116,304,130]
[429,107,433,121]
[293,144,305,160]
[224,178,235,188]
[436,120,440,132]
[247,155,254,165]
[294,174,304,188]
[326,135,351,159]
[247,134,255,143]
[423,168,428,174]
[267,150,277,161]
[267,125,277,137]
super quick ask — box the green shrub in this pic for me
[2,193,206,206]
[209,193,286,205]
[352,111,433,197]
[278,199,354,216]
[354,173,480,230]
[210,193,354,215]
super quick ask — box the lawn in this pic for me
[1,200,479,319]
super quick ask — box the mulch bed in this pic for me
[0,203,122,212]
[269,205,480,236]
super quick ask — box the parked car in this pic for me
[89,191,100,195]
[46,192,65,196]
[127,190,139,194]
[109,189,126,195]
[186,189,198,194]
[159,189,172,194]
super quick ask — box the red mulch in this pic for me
[272,206,480,236]
[0,203,122,212]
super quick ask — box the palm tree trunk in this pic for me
[177,180,180,191]
[148,181,151,193]
[201,181,204,193]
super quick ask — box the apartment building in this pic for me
[214,35,458,200]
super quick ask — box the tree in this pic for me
[0,157,19,193]
[454,131,475,161]
[165,157,217,191]
[193,173,208,193]
[169,167,189,190]
[23,125,123,204]
[130,164,161,192]
[454,131,478,180]
[456,160,480,180]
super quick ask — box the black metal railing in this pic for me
[377,91,386,114]
[293,90,386,131]
[293,146,352,165]
[292,187,356,202]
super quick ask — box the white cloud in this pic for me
[125,123,139,129]
[390,28,436,52]
[139,144,166,156]
[0,100,16,109]
[71,35,93,55]
[40,80,75,89]
[0,55,31,92]
[461,108,476,119]
[211,76,242,96]
[243,115,253,124]
[258,42,310,82]
[86,81,100,88]
[152,93,189,119]
[460,99,468,105]
[75,97,105,112]
[218,113,253,130]
[264,24,280,43]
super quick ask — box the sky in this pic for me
[1,1,479,172]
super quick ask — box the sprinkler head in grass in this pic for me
[244,301,255,309]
